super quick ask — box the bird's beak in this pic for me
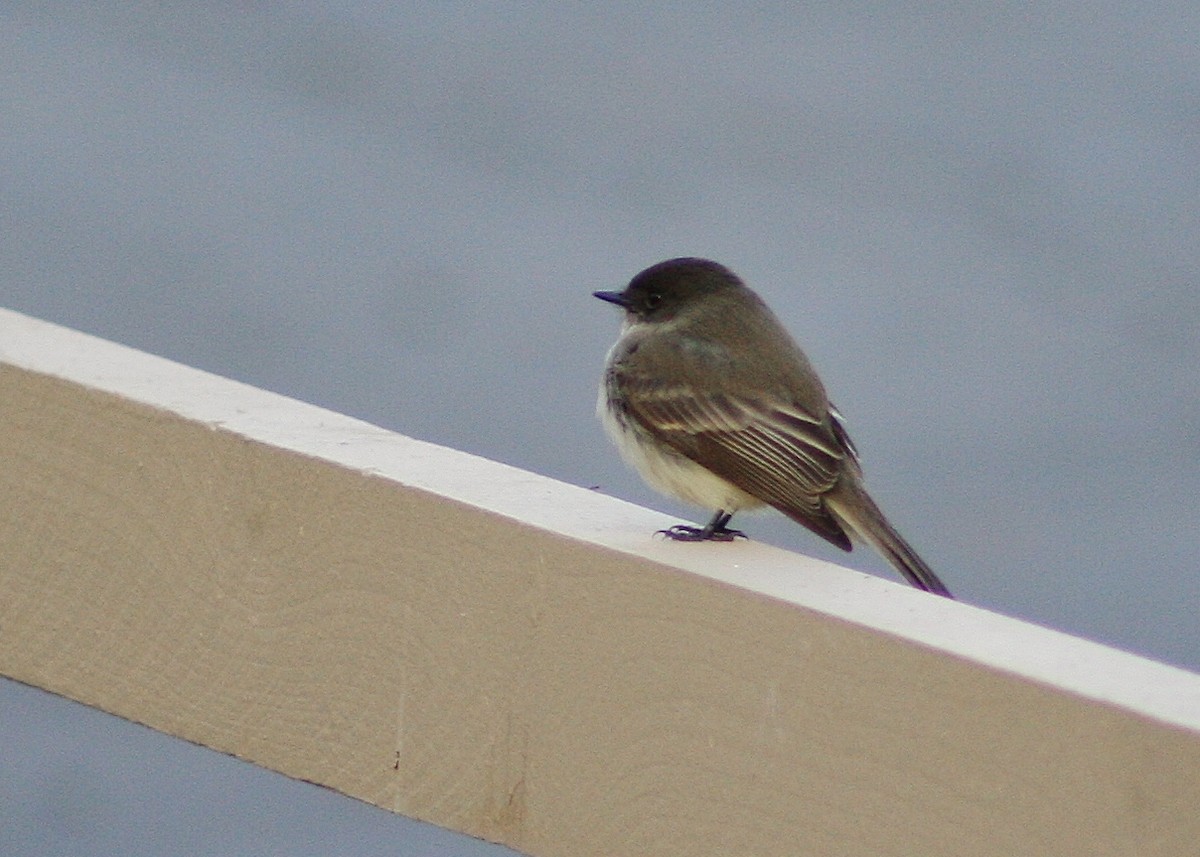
[593,290,630,307]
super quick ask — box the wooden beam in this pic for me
[2,307,1199,857]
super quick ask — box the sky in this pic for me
[2,3,1198,855]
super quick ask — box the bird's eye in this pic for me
[644,292,663,310]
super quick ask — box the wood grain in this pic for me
[2,309,1199,856]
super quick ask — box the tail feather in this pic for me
[827,486,953,598]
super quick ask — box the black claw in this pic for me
[657,524,704,541]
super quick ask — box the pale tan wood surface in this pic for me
[3,308,1199,856]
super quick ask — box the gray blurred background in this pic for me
[2,3,1197,855]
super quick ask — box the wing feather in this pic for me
[615,368,853,547]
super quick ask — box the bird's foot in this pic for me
[656,523,747,542]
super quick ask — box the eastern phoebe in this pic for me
[595,257,952,598]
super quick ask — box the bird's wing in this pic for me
[613,364,853,549]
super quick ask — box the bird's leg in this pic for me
[658,510,747,542]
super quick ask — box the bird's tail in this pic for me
[827,485,953,598]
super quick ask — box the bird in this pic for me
[594,257,952,597]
